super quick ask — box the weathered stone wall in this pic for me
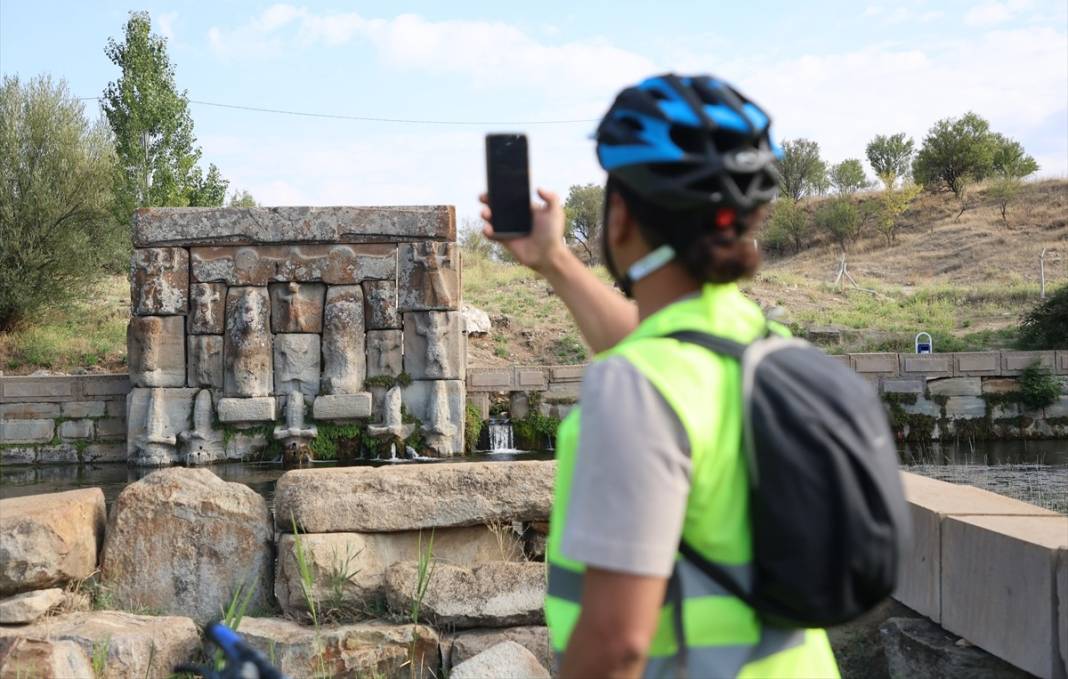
[122,205,464,465]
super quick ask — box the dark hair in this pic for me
[606,176,761,284]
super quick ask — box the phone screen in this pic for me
[485,134,532,238]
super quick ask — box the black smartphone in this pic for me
[485,133,532,238]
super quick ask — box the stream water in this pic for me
[0,440,1063,512]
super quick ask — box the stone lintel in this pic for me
[217,397,277,423]
[134,206,456,247]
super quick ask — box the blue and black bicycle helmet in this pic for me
[596,73,782,213]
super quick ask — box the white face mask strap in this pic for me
[625,244,676,286]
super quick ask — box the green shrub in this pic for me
[1017,285,1068,350]
[0,75,125,330]
[464,401,484,454]
[1019,363,1061,410]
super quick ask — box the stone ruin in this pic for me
[125,205,464,466]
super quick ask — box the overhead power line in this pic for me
[78,96,598,126]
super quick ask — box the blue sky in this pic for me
[2,1,1065,224]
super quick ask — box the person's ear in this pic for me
[606,191,633,248]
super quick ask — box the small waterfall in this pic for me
[488,419,517,453]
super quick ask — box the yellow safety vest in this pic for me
[545,283,839,678]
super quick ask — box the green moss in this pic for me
[881,392,918,406]
[363,372,413,390]
[309,422,365,461]
[464,401,484,454]
[512,393,561,450]
[219,423,282,461]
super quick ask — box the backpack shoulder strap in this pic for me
[664,330,747,360]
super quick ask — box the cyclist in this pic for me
[481,74,840,678]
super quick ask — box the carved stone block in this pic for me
[187,335,223,389]
[362,280,400,329]
[321,286,366,394]
[312,393,373,420]
[187,283,225,334]
[269,282,325,333]
[274,334,321,399]
[130,247,189,315]
[398,242,459,311]
[178,389,225,465]
[402,380,464,456]
[125,387,198,466]
[403,311,464,380]
[224,287,273,397]
[191,245,396,285]
[128,316,185,388]
[366,330,403,378]
[217,397,277,423]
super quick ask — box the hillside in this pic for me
[2,180,1065,374]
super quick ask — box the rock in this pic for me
[237,617,439,679]
[186,282,225,334]
[403,311,465,380]
[224,286,273,397]
[217,396,277,423]
[0,588,65,624]
[363,279,401,329]
[275,526,525,618]
[100,468,273,626]
[1,403,60,419]
[0,611,199,679]
[399,241,460,311]
[321,286,367,394]
[366,329,403,378]
[0,419,54,444]
[448,627,552,675]
[385,561,545,629]
[127,316,186,387]
[274,333,322,398]
[126,387,198,466]
[879,617,1030,679]
[0,637,94,679]
[312,393,372,420]
[276,460,554,533]
[192,244,397,285]
[58,419,92,440]
[269,281,325,333]
[134,205,455,246]
[130,247,189,315]
[944,396,987,419]
[60,401,106,418]
[403,380,465,456]
[450,640,551,679]
[0,489,105,596]
[928,378,983,397]
[463,304,492,335]
[83,443,126,463]
[186,334,224,389]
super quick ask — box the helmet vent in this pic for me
[669,126,706,154]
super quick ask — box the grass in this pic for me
[213,580,258,672]
[410,530,436,625]
[91,637,111,679]
[290,513,329,678]
[0,274,128,374]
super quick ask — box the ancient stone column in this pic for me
[128,316,186,387]
[274,334,321,399]
[187,283,225,334]
[178,389,225,465]
[403,311,464,380]
[130,247,189,315]
[224,287,273,397]
[398,242,459,311]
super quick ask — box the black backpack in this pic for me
[667,330,910,628]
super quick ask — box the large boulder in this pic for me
[462,304,492,335]
[0,637,94,679]
[237,617,439,679]
[276,460,555,533]
[0,488,105,595]
[450,640,550,679]
[0,588,65,625]
[276,525,525,618]
[447,627,552,675]
[385,561,545,629]
[0,611,199,679]
[100,468,273,626]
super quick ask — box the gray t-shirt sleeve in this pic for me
[561,355,692,578]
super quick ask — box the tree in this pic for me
[990,133,1039,178]
[987,175,1022,223]
[865,133,914,189]
[227,189,258,208]
[810,159,831,196]
[912,112,996,198]
[563,183,603,265]
[777,138,826,201]
[763,199,810,254]
[0,76,123,330]
[102,11,227,222]
[814,197,862,253]
[1017,285,1068,349]
[873,183,922,246]
[830,159,870,194]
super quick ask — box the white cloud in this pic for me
[964,0,1032,26]
[157,11,178,42]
